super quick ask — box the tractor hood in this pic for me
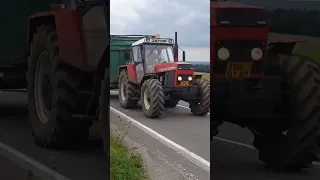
[154,62,194,73]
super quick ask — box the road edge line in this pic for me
[212,136,320,166]
[0,142,71,180]
[110,107,210,173]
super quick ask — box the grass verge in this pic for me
[202,74,210,82]
[110,135,147,180]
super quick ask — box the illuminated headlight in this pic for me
[188,76,193,81]
[178,76,182,81]
[251,48,263,60]
[217,47,230,60]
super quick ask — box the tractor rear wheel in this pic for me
[141,79,165,118]
[189,78,210,116]
[253,54,320,171]
[118,70,138,108]
[165,99,178,108]
[28,25,91,148]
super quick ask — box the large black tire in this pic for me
[28,26,91,148]
[189,78,210,116]
[99,68,110,155]
[118,70,138,108]
[141,79,165,118]
[164,99,178,108]
[253,54,320,170]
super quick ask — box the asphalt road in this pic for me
[111,90,320,180]
[2,90,320,180]
[0,91,108,180]
[110,90,210,162]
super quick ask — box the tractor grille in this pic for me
[177,74,192,85]
[214,40,266,74]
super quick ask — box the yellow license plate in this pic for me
[226,62,252,78]
[180,81,190,86]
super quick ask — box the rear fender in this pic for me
[141,75,157,88]
[268,42,301,55]
[28,12,55,56]
[54,8,86,71]
[28,10,86,71]
[118,64,138,84]
[194,74,203,79]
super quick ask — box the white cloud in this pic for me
[110,0,210,62]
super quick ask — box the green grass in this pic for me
[202,74,210,82]
[110,135,147,180]
[195,72,210,82]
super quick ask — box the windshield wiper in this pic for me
[146,45,159,58]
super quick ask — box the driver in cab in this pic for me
[146,50,161,73]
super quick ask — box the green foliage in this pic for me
[110,135,148,180]
[269,8,320,37]
[193,64,210,73]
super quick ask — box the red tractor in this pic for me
[211,1,320,170]
[117,33,210,118]
[0,0,110,150]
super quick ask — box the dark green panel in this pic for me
[0,0,60,65]
[110,36,144,83]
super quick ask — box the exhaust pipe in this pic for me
[173,31,178,62]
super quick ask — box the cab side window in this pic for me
[132,46,142,62]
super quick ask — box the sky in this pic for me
[110,0,210,62]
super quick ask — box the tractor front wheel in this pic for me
[253,54,320,171]
[189,78,210,116]
[141,79,165,118]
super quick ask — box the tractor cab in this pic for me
[130,36,176,74]
[211,1,269,78]
[124,34,193,86]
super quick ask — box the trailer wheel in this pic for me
[189,78,210,116]
[118,70,138,108]
[28,26,91,148]
[164,100,178,108]
[253,54,320,171]
[141,79,165,118]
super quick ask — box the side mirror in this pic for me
[182,51,186,62]
[124,50,130,60]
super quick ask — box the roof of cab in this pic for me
[211,1,264,9]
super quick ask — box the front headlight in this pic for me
[217,47,230,60]
[251,48,263,60]
[188,76,193,81]
[178,76,182,81]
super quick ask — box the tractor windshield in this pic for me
[144,45,174,66]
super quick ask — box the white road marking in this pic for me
[212,136,255,149]
[110,107,210,173]
[112,91,320,166]
[212,135,320,166]
[0,142,71,180]
[178,102,320,166]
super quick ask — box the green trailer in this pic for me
[109,35,156,89]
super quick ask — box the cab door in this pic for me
[132,46,144,83]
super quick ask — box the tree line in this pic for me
[269,8,320,37]
[194,64,210,73]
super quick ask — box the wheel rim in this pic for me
[120,81,126,102]
[143,90,151,110]
[34,51,51,124]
